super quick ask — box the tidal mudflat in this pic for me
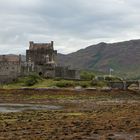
[0,89,139,140]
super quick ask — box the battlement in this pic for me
[29,41,54,50]
[0,55,21,63]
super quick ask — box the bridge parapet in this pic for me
[108,80,140,90]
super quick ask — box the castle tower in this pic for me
[26,41,57,65]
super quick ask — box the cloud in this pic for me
[0,0,140,54]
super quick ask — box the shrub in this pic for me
[56,81,75,88]
[25,74,42,86]
[92,81,107,87]
[78,81,91,88]
[105,76,122,81]
[80,71,95,80]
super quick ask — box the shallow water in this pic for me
[0,103,62,113]
[85,132,136,140]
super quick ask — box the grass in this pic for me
[1,77,31,89]
[1,78,94,89]
[32,79,92,88]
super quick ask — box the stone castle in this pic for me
[0,41,80,83]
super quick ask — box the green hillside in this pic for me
[57,39,140,79]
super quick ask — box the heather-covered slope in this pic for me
[57,39,140,79]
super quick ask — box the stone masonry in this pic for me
[0,55,21,83]
[0,41,80,83]
[23,41,80,79]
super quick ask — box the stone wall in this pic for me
[0,41,80,84]
[24,41,80,80]
[0,55,21,83]
[55,66,80,80]
[26,41,57,65]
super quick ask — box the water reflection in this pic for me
[0,104,62,113]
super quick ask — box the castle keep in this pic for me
[0,41,80,83]
[26,41,57,66]
[23,41,57,78]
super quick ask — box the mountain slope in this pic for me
[57,39,140,79]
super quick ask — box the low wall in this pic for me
[0,74,19,84]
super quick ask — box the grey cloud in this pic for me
[0,0,140,54]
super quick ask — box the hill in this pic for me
[57,39,140,79]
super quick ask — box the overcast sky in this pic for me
[0,0,140,54]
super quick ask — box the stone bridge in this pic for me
[108,80,140,90]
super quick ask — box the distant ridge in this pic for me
[57,39,140,79]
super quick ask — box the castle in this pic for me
[0,41,80,83]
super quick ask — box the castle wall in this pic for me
[34,65,55,78]
[26,41,57,65]
[26,49,57,65]
[24,41,80,80]
[0,61,21,83]
[55,66,80,80]
[0,41,80,84]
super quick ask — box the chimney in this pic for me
[51,41,54,48]
[19,54,22,64]
[29,41,34,49]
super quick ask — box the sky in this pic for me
[0,0,140,54]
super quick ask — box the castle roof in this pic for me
[29,41,54,50]
[0,55,20,62]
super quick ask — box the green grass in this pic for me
[1,78,93,89]
[32,79,92,88]
[1,76,37,89]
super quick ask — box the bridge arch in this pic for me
[125,81,140,90]
[108,80,140,90]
